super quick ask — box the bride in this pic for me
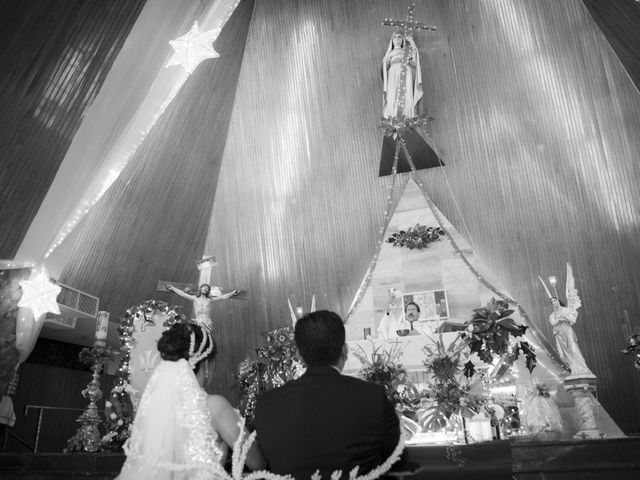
[116,322,265,479]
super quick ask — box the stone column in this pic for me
[564,377,600,439]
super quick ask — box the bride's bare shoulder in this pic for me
[206,394,235,414]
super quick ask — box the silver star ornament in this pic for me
[166,21,220,74]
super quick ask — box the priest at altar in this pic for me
[378,301,435,340]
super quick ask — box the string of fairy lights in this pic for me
[400,133,569,378]
[103,301,187,448]
[346,141,401,319]
[42,0,242,262]
[348,0,568,379]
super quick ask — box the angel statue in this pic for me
[539,263,596,379]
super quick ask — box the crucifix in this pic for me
[156,255,217,295]
[158,255,243,328]
[382,1,436,119]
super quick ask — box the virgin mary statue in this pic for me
[383,30,423,119]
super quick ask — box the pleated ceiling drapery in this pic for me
[12,0,241,276]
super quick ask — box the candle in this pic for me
[95,311,109,347]
[467,414,493,443]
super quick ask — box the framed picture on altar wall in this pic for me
[402,289,449,335]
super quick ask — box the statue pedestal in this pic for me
[564,377,600,440]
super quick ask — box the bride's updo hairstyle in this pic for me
[157,322,217,372]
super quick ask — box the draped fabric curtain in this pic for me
[11,0,240,277]
[1,0,240,427]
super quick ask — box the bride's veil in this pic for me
[116,358,226,480]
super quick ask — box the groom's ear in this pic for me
[341,343,348,360]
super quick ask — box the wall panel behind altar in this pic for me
[201,0,408,400]
[204,0,640,429]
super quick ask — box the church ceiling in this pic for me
[581,0,640,93]
[0,0,147,257]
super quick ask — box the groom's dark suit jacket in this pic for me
[254,365,402,479]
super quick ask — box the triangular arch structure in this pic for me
[344,178,564,377]
[344,177,624,438]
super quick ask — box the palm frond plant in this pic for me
[353,341,407,404]
[418,333,482,432]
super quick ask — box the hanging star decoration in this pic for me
[17,267,61,321]
[166,21,221,75]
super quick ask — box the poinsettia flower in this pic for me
[463,361,475,378]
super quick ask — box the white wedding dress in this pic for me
[116,359,227,480]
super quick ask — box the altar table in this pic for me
[1,437,640,479]
[406,439,512,480]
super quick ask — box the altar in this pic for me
[407,440,512,480]
[344,333,458,375]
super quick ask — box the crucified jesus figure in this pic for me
[166,283,238,329]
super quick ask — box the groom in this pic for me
[254,310,405,478]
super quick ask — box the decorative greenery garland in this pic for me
[387,224,444,250]
[101,300,186,451]
[0,268,29,397]
[78,346,116,366]
[237,326,302,427]
[377,114,431,138]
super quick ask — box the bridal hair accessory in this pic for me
[188,329,196,358]
[188,323,215,369]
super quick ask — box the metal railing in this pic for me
[4,429,32,452]
[23,404,103,453]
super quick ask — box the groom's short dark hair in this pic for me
[294,310,345,366]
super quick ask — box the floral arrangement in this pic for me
[423,334,472,383]
[237,326,304,426]
[621,329,640,373]
[352,341,407,404]
[417,334,482,431]
[0,322,19,397]
[101,387,135,451]
[101,300,185,451]
[237,358,269,426]
[77,346,116,367]
[0,268,29,397]
[521,382,562,435]
[387,224,444,250]
[257,327,302,388]
[535,383,551,398]
[464,298,537,373]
